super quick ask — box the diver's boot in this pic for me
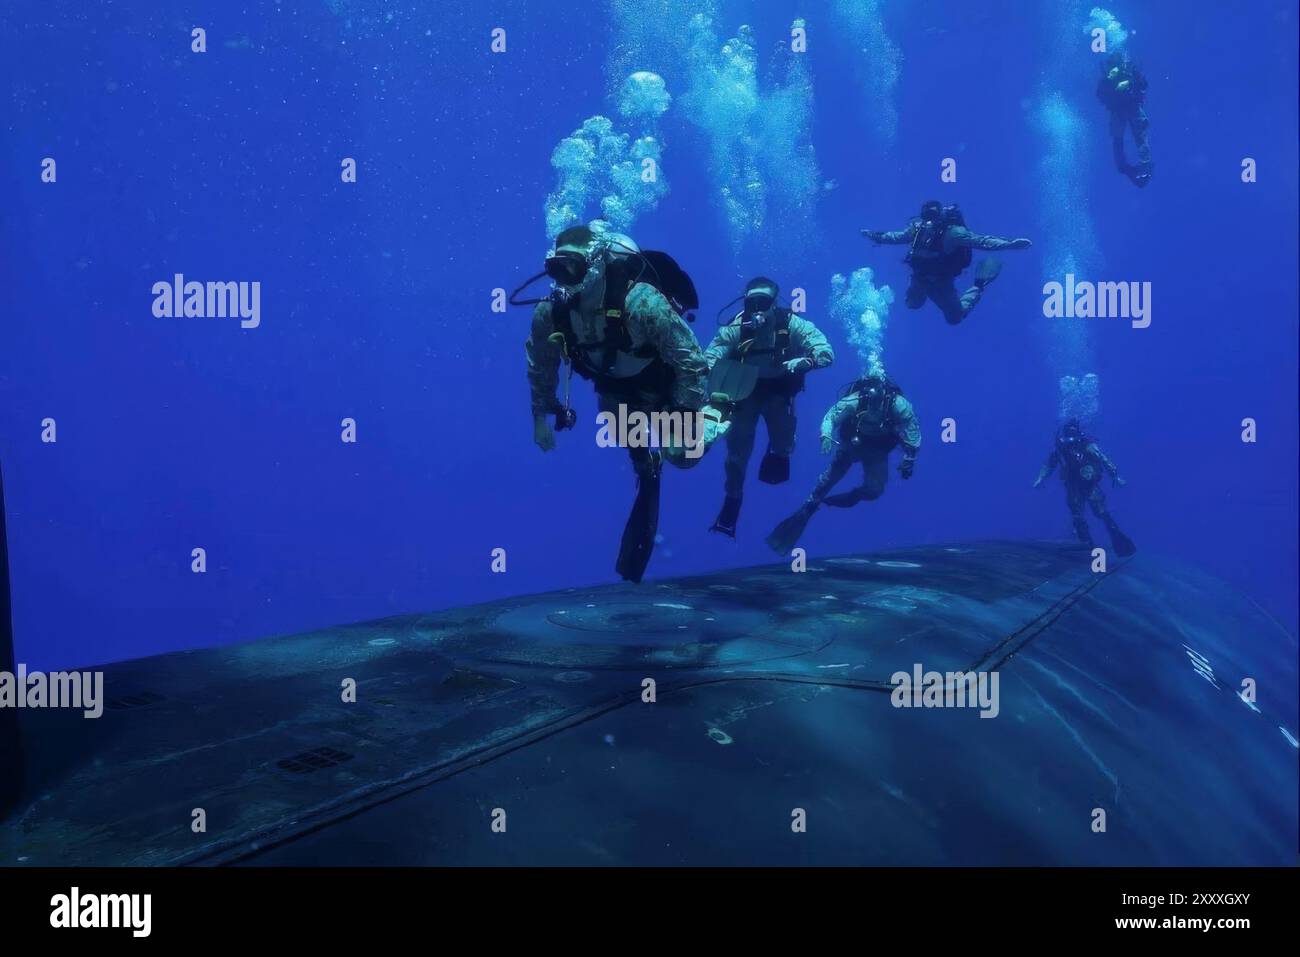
[757,450,790,485]
[709,496,742,538]
[766,500,819,555]
[1103,515,1137,557]
[974,256,1002,290]
[616,451,662,583]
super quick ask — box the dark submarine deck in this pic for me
[2,540,1296,866]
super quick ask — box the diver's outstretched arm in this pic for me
[861,224,916,245]
[947,226,1031,251]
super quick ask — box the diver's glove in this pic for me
[820,435,835,455]
[899,457,916,479]
[1009,238,1033,250]
[860,229,883,243]
[533,414,556,452]
[783,357,814,375]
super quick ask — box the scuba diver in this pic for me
[1033,419,1136,556]
[514,221,731,583]
[1096,51,1152,188]
[860,201,1032,325]
[767,375,920,554]
[703,277,834,538]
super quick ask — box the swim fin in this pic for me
[616,453,662,583]
[974,256,1002,289]
[766,501,818,554]
[709,496,741,538]
[1105,518,1137,557]
[757,450,790,485]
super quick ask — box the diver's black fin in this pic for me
[709,496,741,538]
[766,502,818,555]
[974,256,1002,289]
[0,459,23,821]
[1107,520,1137,557]
[757,450,790,485]
[616,456,662,583]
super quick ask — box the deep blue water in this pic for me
[2,0,1296,670]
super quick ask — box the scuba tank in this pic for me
[839,377,901,447]
[905,205,971,276]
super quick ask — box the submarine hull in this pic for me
[0,541,1295,865]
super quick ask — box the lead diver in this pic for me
[513,221,731,583]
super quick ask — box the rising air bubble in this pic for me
[831,267,895,378]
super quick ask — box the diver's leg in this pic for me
[809,450,854,504]
[766,452,849,554]
[1131,109,1151,165]
[711,396,760,536]
[905,278,927,311]
[723,396,760,496]
[1067,484,1093,546]
[1130,108,1152,184]
[616,444,662,583]
[1109,113,1131,174]
[930,279,968,325]
[1089,485,1136,556]
[825,450,889,507]
[861,452,889,500]
[757,390,795,484]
